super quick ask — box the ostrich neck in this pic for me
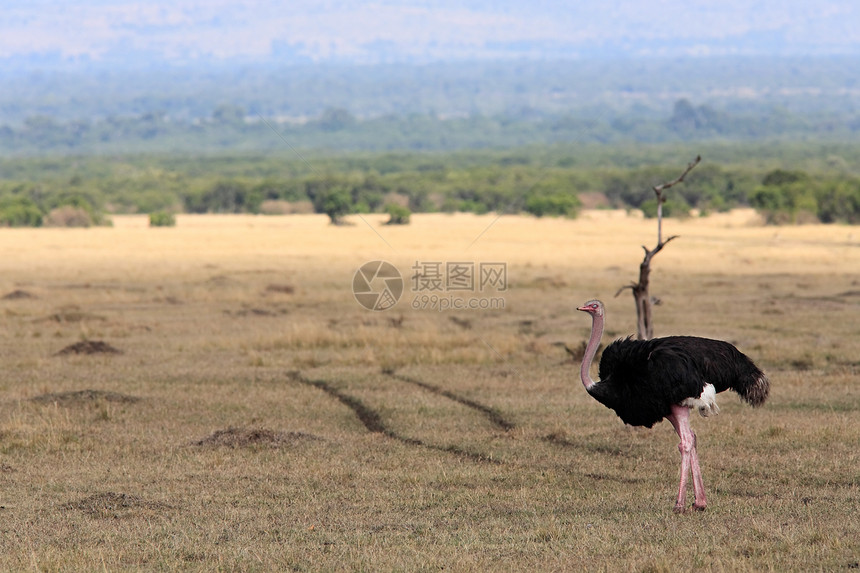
[580,313,604,390]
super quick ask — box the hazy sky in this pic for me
[4,0,860,63]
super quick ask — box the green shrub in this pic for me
[750,174,820,224]
[317,187,353,224]
[524,192,579,218]
[0,197,43,227]
[149,211,176,227]
[817,180,860,223]
[384,203,411,225]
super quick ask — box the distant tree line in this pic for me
[3,97,860,156]
[4,58,859,128]
[2,150,859,226]
[749,169,860,224]
[0,181,110,228]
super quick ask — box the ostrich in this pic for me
[576,299,769,513]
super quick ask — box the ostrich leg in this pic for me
[688,429,707,511]
[667,404,707,512]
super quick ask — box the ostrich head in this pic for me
[577,299,604,317]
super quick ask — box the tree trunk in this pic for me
[627,238,668,340]
[616,155,700,340]
[634,261,653,340]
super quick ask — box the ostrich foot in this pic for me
[674,502,707,514]
[672,501,708,513]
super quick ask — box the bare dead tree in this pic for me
[615,155,701,340]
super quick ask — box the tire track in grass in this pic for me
[288,371,501,465]
[382,369,516,432]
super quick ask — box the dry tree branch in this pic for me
[655,155,700,244]
[615,155,701,340]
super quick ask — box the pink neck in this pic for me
[580,313,603,390]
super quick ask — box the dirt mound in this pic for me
[223,308,281,317]
[61,492,172,519]
[1,289,35,300]
[31,389,140,406]
[55,340,122,355]
[265,283,295,294]
[192,427,321,449]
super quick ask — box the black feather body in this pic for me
[588,336,769,428]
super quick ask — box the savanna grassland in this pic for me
[0,211,858,571]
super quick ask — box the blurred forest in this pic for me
[2,143,859,226]
[4,57,860,125]
[1,57,859,225]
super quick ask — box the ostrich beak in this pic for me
[576,305,589,312]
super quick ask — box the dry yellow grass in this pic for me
[0,211,858,571]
